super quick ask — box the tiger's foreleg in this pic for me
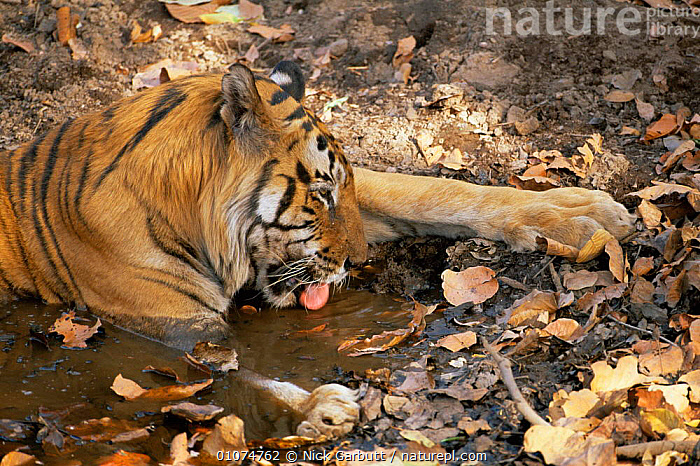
[229,368,360,438]
[354,168,635,250]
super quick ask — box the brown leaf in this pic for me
[635,97,655,121]
[238,304,258,314]
[66,418,146,442]
[164,0,229,24]
[132,59,199,89]
[48,311,101,349]
[620,126,641,136]
[457,417,490,435]
[436,331,477,352]
[631,278,655,304]
[604,90,635,102]
[190,342,238,372]
[441,266,498,306]
[507,174,560,191]
[665,270,687,308]
[644,113,679,141]
[0,452,37,466]
[130,21,162,43]
[640,408,683,438]
[238,0,263,19]
[169,432,193,465]
[392,36,416,68]
[536,236,579,260]
[638,345,684,376]
[505,290,567,327]
[248,24,295,42]
[576,229,614,263]
[97,449,151,466]
[587,133,604,154]
[605,239,626,283]
[56,6,76,45]
[142,365,184,383]
[161,402,224,422]
[542,318,584,341]
[202,414,247,459]
[111,374,213,401]
[2,34,35,53]
[562,270,598,290]
[637,199,663,228]
[243,43,259,64]
[339,302,437,356]
[396,62,411,85]
[632,257,655,276]
[590,355,656,393]
[523,163,548,177]
[630,181,700,200]
[682,151,700,171]
[577,142,595,168]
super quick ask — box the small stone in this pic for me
[506,105,526,124]
[515,116,540,135]
[603,49,617,61]
[329,38,348,57]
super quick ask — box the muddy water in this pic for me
[0,290,411,459]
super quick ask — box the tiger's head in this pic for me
[217,62,368,309]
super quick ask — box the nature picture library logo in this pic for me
[484,1,700,38]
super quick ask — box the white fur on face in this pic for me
[256,184,285,223]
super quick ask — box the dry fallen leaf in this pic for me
[97,449,151,466]
[576,142,595,168]
[436,331,477,352]
[111,374,213,401]
[620,126,641,136]
[2,34,35,53]
[638,345,684,376]
[605,238,627,283]
[238,0,263,19]
[504,290,572,327]
[162,0,228,24]
[392,36,416,68]
[590,356,656,393]
[130,21,162,43]
[248,24,295,42]
[441,266,498,306]
[542,318,584,341]
[644,113,679,141]
[507,174,560,191]
[338,302,437,356]
[56,6,76,46]
[0,451,37,466]
[202,414,247,459]
[635,97,655,121]
[562,270,598,290]
[604,90,635,103]
[161,402,224,422]
[48,311,101,349]
[189,341,238,372]
[132,59,199,89]
[524,425,615,466]
[637,199,663,228]
[536,236,580,260]
[640,408,684,438]
[66,418,147,442]
[631,257,654,276]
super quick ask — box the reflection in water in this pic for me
[0,290,410,448]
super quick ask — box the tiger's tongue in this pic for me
[299,283,330,310]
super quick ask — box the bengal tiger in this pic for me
[0,61,635,437]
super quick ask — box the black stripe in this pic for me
[201,248,226,294]
[138,275,220,314]
[36,119,83,300]
[4,147,38,291]
[270,90,289,106]
[95,87,187,189]
[249,158,279,213]
[17,131,49,212]
[301,206,315,215]
[287,139,299,152]
[296,161,311,184]
[302,121,313,132]
[76,120,89,150]
[146,215,202,275]
[285,106,306,121]
[265,219,315,231]
[73,149,92,232]
[316,135,328,151]
[288,234,316,245]
[273,175,296,222]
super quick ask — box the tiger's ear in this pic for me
[220,64,265,133]
[269,61,305,102]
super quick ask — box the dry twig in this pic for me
[481,337,550,426]
[616,440,700,460]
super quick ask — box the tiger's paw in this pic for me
[296,384,360,438]
[504,187,636,251]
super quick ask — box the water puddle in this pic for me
[0,290,414,459]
